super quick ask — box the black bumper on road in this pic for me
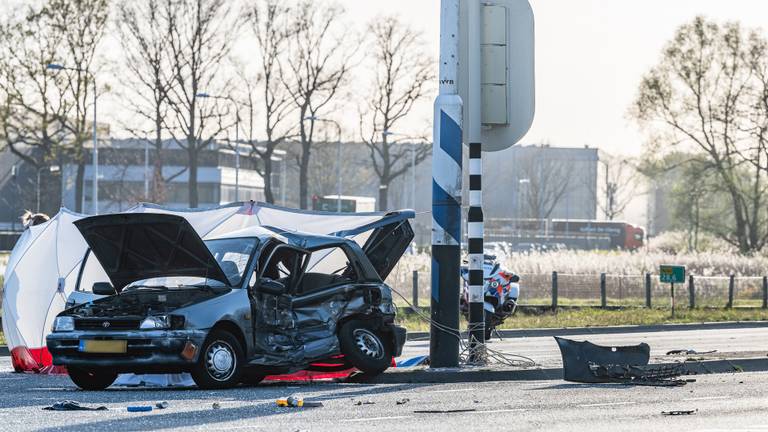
[46,329,207,373]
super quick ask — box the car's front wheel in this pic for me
[338,320,392,376]
[191,329,244,389]
[68,367,117,390]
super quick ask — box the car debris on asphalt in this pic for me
[354,399,375,405]
[414,408,477,414]
[555,337,692,386]
[42,401,108,411]
[127,406,153,412]
[662,409,698,416]
[666,349,717,356]
[155,401,169,409]
[395,398,410,405]
[276,397,324,408]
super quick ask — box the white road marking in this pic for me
[578,401,634,407]
[342,416,413,422]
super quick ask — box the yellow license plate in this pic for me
[79,340,127,353]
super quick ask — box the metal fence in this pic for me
[387,270,768,309]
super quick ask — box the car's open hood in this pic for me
[74,213,230,291]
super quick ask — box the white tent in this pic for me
[1,201,412,372]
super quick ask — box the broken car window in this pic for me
[298,246,357,295]
[205,238,258,286]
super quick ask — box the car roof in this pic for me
[204,224,356,250]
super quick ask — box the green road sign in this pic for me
[659,265,685,284]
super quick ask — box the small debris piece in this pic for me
[662,409,697,416]
[155,401,169,409]
[355,400,375,406]
[277,397,323,408]
[666,349,717,356]
[43,401,108,411]
[127,406,153,412]
[212,402,221,410]
[396,398,410,405]
[414,409,477,414]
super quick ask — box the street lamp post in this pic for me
[304,116,342,212]
[47,63,98,214]
[36,165,61,213]
[383,130,420,210]
[197,93,241,201]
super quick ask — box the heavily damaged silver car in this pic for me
[47,212,411,390]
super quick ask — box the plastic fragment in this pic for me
[43,400,108,411]
[212,402,221,410]
[414,408,477,414]
[662,409,697,416]
[127,406,153,412]
[155,401,169,409]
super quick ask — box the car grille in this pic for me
[74,319,141,331]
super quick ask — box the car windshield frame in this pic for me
[122,237,259,290]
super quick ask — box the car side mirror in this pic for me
[92,282,116,296]
[510,275,520,283]
[259,278,286,295]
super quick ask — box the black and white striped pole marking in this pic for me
[467,141,485,359]
[466,0,486,362]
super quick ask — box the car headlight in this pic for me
[140,315,184,330]
[140,315,170,329]
[52,316,75,332]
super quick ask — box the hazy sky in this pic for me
[5,0,768,157]
[342,0,768,156]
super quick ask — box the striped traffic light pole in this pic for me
[467,141,485,360]
[429,0,463,368]
[466,0,486,362]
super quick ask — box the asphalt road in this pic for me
[0,356,766,432]
[402,325,768,367]
[1,325,767,431]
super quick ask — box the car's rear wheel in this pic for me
[191,329,244,389]
[338,320,392,376]
[68,367,117,390]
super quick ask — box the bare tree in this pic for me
[0,4,70,173]
[282,1,354,209]
[518,155,571,219]
[598,154,639,220]
[632,17,768,252]
[244,0,295,204]
[44,0,109,213]
[116,0,179,203]
[359,15,433,210]
[164,0,241,208]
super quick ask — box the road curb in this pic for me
[405,320,768,341]
[368,357,768,384]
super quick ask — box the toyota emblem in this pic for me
[102,321,110,328]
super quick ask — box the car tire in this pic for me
[68,367,117,390]
[191,329,244,389]
[338,320,392,376]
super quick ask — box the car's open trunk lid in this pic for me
[359,217,415,280]
[74,213,230,291]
